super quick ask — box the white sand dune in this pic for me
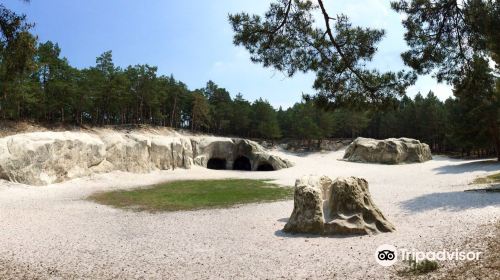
[0,149,499,279]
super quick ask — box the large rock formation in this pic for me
[0,131,293,185]
[284,175,395,235]
[343,137,432,164]
[192,137,292,171]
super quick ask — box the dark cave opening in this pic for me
[233,156,252,171]
[207,158,227,170]
[257,162,274,171]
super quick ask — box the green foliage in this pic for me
[251,98,281,139]
[88,179,293,212]
[393,0,500,160]
[0,4,37,119]
[190,90,211,131]
[398,257,439,276]
[449,56,500,155]
[392,0,499,83]
[230,93,252,136]
[229,0,416,106]
[333,109,370,139]
[278,100,336,142]
[0,2,498,159]
[204,80,233,134]
[472,172,500,185]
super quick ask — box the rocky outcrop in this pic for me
[192,137,293,171]
[343,137,432,164]
[0,131,292,185]
[0,132,107,186]
[284,175,395,235]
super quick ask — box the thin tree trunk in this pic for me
[170,95,177,128]
[191,112,195,131]
[495,133,500,161]
[489,120,500,161]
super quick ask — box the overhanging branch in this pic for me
[317,0,377,94]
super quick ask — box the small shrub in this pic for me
[411,259,439,274]
[397,257,439,276]
[472,172,500,184]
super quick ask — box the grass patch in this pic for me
[397,258,439,276]
[472,172,500,185]
[88,179,293,212]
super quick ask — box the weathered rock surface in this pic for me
[0,131,292,185]
[343,137,432,164]
[284,175,395,235]
[192,137,292,171]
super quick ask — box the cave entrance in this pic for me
[233,156,252,171]
[257,162,274,171]
[207,158,227,170]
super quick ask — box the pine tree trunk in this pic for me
[490,120,500,161]
[495,135,500,162]
[170,96,177,128]
[191,112,195,131]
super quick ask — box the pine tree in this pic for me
[229,0,415,106]
[190,90,210,132]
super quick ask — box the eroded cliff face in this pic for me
[0,131,293,186]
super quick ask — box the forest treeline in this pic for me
[0,3,498,158]
[0,41,492,156]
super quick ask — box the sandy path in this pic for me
[1,150,499,279]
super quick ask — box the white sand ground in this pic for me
[0,149,499,279]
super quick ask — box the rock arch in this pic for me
[257,162,274,171]
[233,156,251,171]
[207,158,227,170]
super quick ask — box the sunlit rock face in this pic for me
[192,137,293,171]
[343,137,432,164]
[0,131,292,186]
[0,132,108,186]
[284,175,395,235]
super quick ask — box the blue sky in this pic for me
[5,0,452,108]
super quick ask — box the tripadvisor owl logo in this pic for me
[375,244,398,266]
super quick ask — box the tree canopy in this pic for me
[229,0,416,106]
[392,0,500,159]
[391,0,499,83]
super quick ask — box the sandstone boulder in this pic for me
[343,137,432,164]
[0,131,292,185]
[284,175,395,235]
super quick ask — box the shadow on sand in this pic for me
[273,229,363,239]
[433,159,500,174]
[274,217,366,238]
[400,191,500,212]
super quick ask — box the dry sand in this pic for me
[1,149,499,279]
